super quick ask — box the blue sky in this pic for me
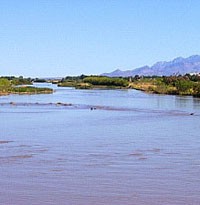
[0,0,200,77]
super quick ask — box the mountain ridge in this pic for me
[101,55,200,77]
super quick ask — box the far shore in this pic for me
[1,75,200,98]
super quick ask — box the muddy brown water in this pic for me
[0,83,200,205]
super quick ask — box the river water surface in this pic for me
[0,83,200,205]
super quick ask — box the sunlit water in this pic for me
[0,83,200,205]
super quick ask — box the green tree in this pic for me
[0,78,11,92]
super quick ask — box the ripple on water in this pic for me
[138,157,148,161]
[0,141,13,144]
[136,148,162,153]
[0,141,49,165]
[0,154,33,163]
[128,153,143,157]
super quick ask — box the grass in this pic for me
[10,86,53,94]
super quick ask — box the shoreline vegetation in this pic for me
[128,75,200,97]
[56,74,200,97]
[0,77,53,96]
[57,76,129,89]
[1,74,200,97]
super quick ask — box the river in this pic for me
[0,83,200,205]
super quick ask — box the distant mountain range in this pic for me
[101,55,200,77]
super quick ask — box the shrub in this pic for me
[0,78,11,92]
[83,76,128,87]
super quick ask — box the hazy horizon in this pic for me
[1,0,200,77]
[1,54,200,79]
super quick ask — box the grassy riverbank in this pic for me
[58,74,200,97]
[3,74,200,97]
[0,78,53,95]
[129,75,200,97]
[58,76,129,89]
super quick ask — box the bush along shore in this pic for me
[2,74,200,97]
[57,74,200,97]
[0,78,53,95]
[128,74,200,97]
[58,76,129,89]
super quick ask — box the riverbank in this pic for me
[6,75,200,97]
[0,86,53,96]
[0,78,54,96]
[58,76,129,89]
[58,77,200,98]
[128,76,200,97]
[58,82,127,89]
